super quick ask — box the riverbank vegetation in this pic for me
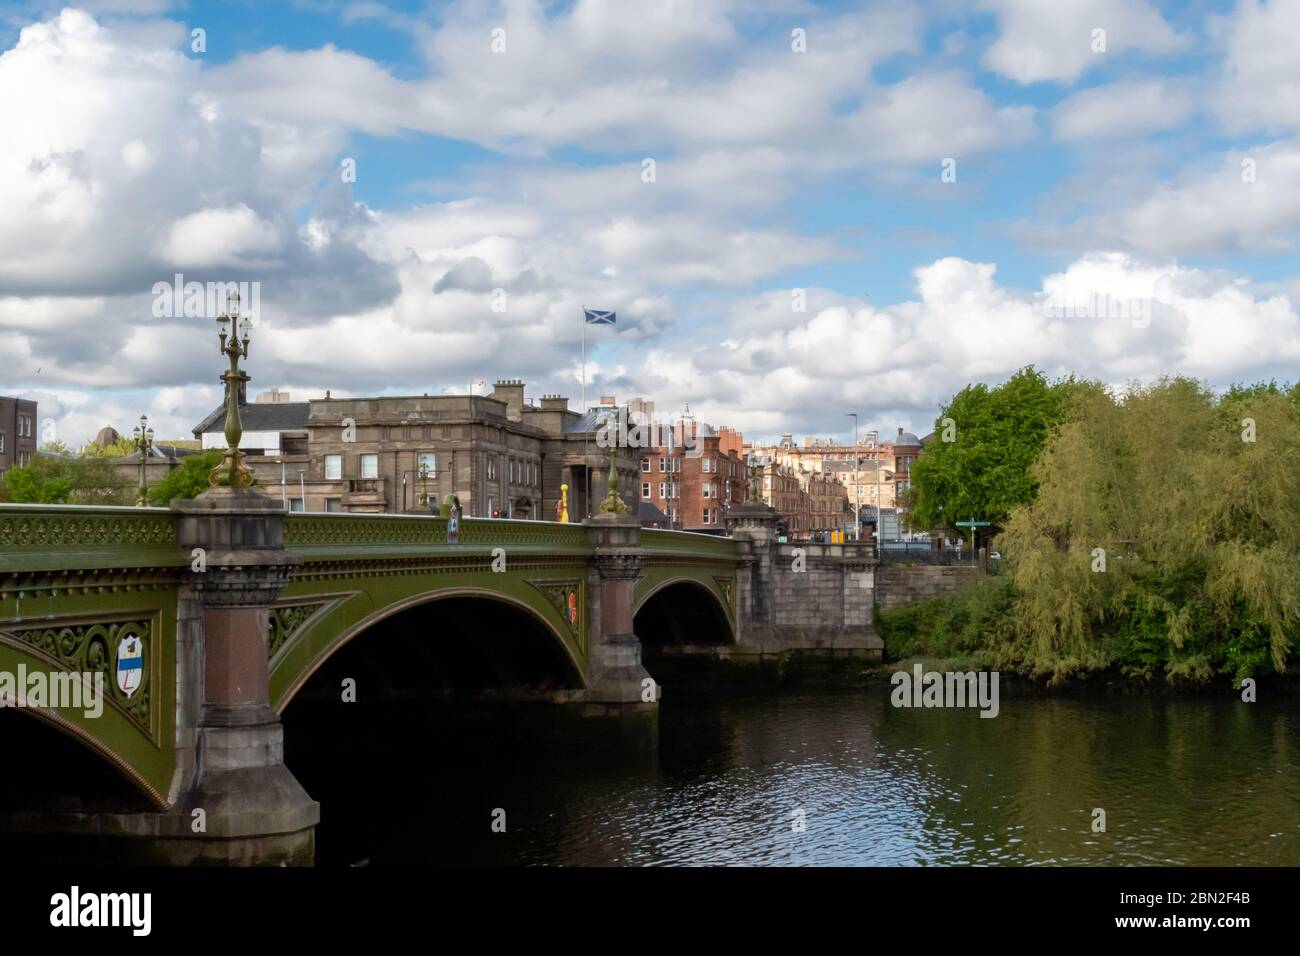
[888,375,1300,685]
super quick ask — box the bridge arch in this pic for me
[0,705,161,814]
[633,577,736,648]
[276,586,587,713]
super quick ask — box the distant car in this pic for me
[989,551,1001,559]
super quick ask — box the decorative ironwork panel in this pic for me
[713,575,735,612]
[0,618,154,736]
[529,579,584,651]
[0,507,178,551]
[285,514,591,551]
[267,603,328,660]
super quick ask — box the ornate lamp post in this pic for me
[418,460,431,508]
[132,413,154,507]
[209,292,255,489]
[598,434,627,514]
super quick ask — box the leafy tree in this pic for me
[998,377,1300,683]
[908,367,1091,539]
[80,436,139,457]
[38,440,71,454]
[147,450,223,506]
[0,454,130,505]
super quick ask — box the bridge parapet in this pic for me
[283,512,592,561]
[640,528,743,561]
[0,503,186,574]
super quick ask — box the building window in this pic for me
[702,458,711,473]
[324,454,342,480]
[325,498,343,512]
[0,432,5,453]
[702,507,712,525]
[289,498,304,512]
[360,454,379,479]
[659,457,666,472]
[487,495,496,517]
[418,452,437,478]
[658,481,666,497]
[641,458,651,473]
[487,456,497,480]
[642,482,651,498]
[702,482,711,498]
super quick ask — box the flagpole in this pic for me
[581,307,587,412]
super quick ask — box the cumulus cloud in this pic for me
[607,252,1300,439]
[1051,80,1195,141]
[1211,0,1300,135]
[1011,139,1300,257]
[981,0,1188,85]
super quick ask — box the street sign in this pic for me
[956,521,991,527]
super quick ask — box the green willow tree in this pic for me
[998,377,1300,682]
[907,367,1091,538]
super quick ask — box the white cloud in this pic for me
[1211,0,1300,134]
[157,204,282,269]
[981,0,1187,85]
[612,252,1300,439]
[1012,139,1300,256]
[1051,80,1194,140]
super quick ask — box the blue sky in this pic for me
[2,0,1299,446]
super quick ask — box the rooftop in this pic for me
[193,401,311,436]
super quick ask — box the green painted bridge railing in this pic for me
[0,504,744,574]
[0,504,187,575]
[640,527,743,561]
[283,512,593,562]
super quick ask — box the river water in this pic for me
[305,690,1300,867]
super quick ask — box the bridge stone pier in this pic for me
[169,489,319,864]
[723,503,882,661]
[581,512,658,748]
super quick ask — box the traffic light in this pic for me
[492,509,500,518]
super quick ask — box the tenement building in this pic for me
[747,426,922,533]
[0,395,37,481]
[632,403,747,531]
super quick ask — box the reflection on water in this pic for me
[300,691,1300,867]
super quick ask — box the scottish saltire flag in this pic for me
[584,308,616,325]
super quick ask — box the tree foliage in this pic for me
[0,454,130,505]
[998,377,1300,682]
[80,436,139,457]
[908,367,1088,537]
[147,450,223,506]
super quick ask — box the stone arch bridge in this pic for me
[0,496,883,863]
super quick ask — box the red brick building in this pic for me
[636,407,747,531]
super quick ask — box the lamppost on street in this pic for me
[210,292,255,489]
[132,413,154,507]
[846,412,859,540]
[418,459,431,508]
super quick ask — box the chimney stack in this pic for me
[490,379,526,422]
